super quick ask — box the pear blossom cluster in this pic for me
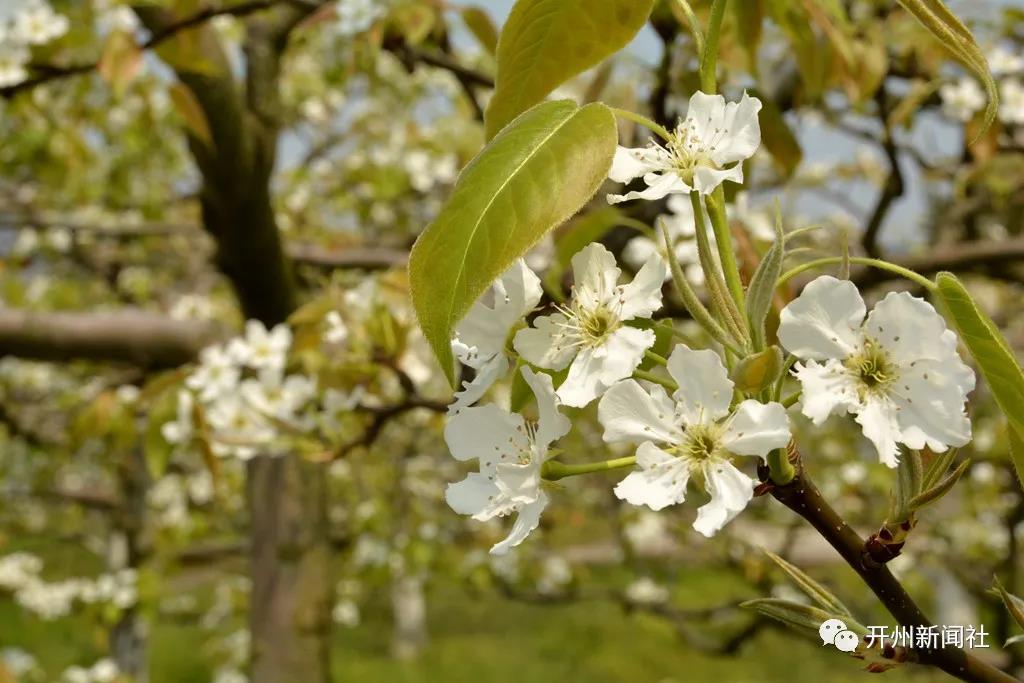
[0,552,137,621]
[439,90,979,557]
[939,44,1024,125]
[0,0,69,87]
[60,658,122,683]
[335,0,387,38]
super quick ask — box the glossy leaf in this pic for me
[410,100,617,383]
[484,0,654,139]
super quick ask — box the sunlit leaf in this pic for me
[410,100,617,383]
[461,6,499,55]
[169,82,214,149]
[484,0,655,139]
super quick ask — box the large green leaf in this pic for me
[484,0,654,139]
[935,272,1024,439]
[895,0,998,135]
[409,100,617,384]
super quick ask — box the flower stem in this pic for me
[690,192,749,347]
[541,456,636,481]
[658,219,743,356]
[670,0,705,57]
[781,390,801,408]
[767,447,796,485]
[644,349,668,366]
[699,0,728,94]
[633,368,678,392]
[778,257,936,291]
[706,188,749,321]
[609,107,672,142]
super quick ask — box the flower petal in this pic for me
[490,492,548,555]
[598,379,681,444]
[708,92,763,166]
[692,460,755,537]
[607,172,690,204]
[892,358,972,453]
[521,366,571,445]
[618,253,668,320]
[513,313,577,371]
[854,395,901,468]
[557,326,654,407]
[445,472,503,517]
[449,353,508,415]
[793,359,860,425]
[570,242,620,306]
[608,145,664,183]
[614,442,689,511]
[666,345,733,425]
[444,404,528,468]
[722,400,791,458]
[456,259,542,359]
[778,275,866,361]
[692,163,744,195]
[863,291,961,365]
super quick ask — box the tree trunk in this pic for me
[248,456,332,683]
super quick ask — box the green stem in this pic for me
[542,456,637,481]
[618,216,659,240]
[781,390,801,408]
[644,349,668,366]
[690,192,749,346]
[658,220,742,356]
[610,107,672,142]
[778,257,936,291]
[700,0,728,94]
[670,0,705,57]
[633,368,678,392]
[767,447,795,485]
[706,188,748,319]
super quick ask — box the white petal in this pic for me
[708,92,763,166]
[490,492,548,555]
[494,461,542,503]
[854,395,901,468]
[608,145,663,183]
[455,260,542,361]
[618,253,668,320]
[691,163,744,195]
[621,236,660,273]
[793,359,860,425]
[513,313,577,370]
[778,275,866,361]
[597,379,681,444]
[570,243,620,306]
[892,359,972,453]
[448,353,508,414]
[607,172,690,204]
[666,345,733,425]
[863,291,959,364]
[722,400,791,458]
[444,404,527,467]
[692,460,755,537]
[521,366,571,445]
[614,442,689,511]
[557,326,654,407]
[445,472,502,517]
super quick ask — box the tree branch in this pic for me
[761,452,1016,683]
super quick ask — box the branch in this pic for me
[861,90,904,259]
[0,0,299,100]
[850,238,1024,288]
[761,452,1016,683]
[0,309,220,367]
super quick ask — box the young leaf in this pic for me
[908,459,969,512]
[993,577,1024,632]
[409,100,617,384]
[461,6,498,55]
[484,0,655,139]
[745,205,785,346]
[934,273,1024,441]
[1009,427,1024,492]
[765,551,853,618]
[740,599,862,636]
[894,0,998,135]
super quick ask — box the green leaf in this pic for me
[993,577,1024,632]
[894,0,998,136]
[1009,427,1024,493]
[740,598,861,637]
[934,272,1024,442]
[169,82,214,149]
[764,551,853,618]
[461,6,499,55]
[745,205,785,346]
[410,100,617,384]
[484,0,655,139]
[908,459,969,512]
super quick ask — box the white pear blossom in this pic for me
[999,79,1024,125]
[607,91,762,202]
[939,78,985,122]
[778,276,975,467]
[160,389,194,445]
[240,369,316,424]
[324,310,349,345]
[599,345,791,536]
[0,43,28,87]
[514,243,666,407]
[444,367,571,555]
[451,259,542,413]
[988,45,1024,76]
[186,344,240,402]
[335,0,384,37]
[205,395,275,460]
[228,320,292,371]
[624,576,670,605]
[9,0,68,45]
[622,193,707,286]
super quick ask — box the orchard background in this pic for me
[1,0,1024,682]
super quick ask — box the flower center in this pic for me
[553,300,621,349]
[846,339,895,391]
[666,120,726,183]
[680,423,723,462]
